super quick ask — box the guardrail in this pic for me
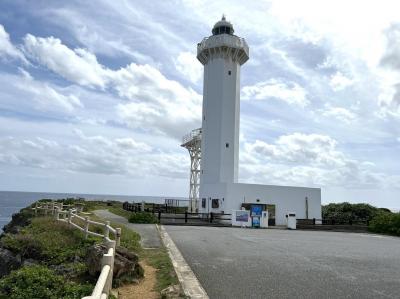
[32,202,121,299]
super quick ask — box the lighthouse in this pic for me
[188,17,321,224]
[197,16,249,186]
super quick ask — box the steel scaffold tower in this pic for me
[181,128,202,213]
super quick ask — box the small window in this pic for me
[212,199,219,209]
[226,143,229,148]
[228,70,231,75]
[202,198,206,208]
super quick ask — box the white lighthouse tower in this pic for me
[197,16,249,187]
[191,17,321,224]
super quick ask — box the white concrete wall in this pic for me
[200,182,321,225]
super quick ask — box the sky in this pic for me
[0,0,399,210]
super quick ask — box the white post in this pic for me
[34,202,38,216]
[44,203,48,216]
[84,216,89,239]
[116,228,121,247]
[55,207,59,220]
[104,221,110,239]
[51,202,55,215]
[68,209,72,225]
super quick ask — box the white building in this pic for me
[196,17,321,226]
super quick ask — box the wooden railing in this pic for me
[32,202,121,299]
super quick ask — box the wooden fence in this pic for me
[32,202,121,299]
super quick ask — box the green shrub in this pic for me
[0,265,92,299]
[128,212,159,224]
[322,202,384,221]
[1,218,95,264]
[369,213,400,236]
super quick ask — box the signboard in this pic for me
[235,210,249,222]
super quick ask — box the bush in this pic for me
[322,202,383,221]
[129,212,159,224]
[1,218,95,264]
[0,265,92,299]
[369,213,400,236]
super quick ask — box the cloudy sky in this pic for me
[0,0,399,209]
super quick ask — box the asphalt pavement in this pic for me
[165,226,400,299]
[94,209,162,248]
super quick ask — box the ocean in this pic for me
[0,191,186,232]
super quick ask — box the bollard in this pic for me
[84,217,89,239]
[185,211,188,223]
[51,202,55,215]
[158,210,161,222]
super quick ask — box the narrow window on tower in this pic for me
[226,143,229,148]
[228,70,231,75]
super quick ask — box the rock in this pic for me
[85,244,143,280]
[0,248,21,277]
[2,210,32,235]
[22,258,38,267]
[161,284,184,299]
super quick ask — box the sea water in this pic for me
[0,191,185,232]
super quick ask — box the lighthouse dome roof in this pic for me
[212,15,234,35]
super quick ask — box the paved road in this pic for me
[94,210,162,248]
[165,226,400,299]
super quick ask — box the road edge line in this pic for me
[156,224,209,299]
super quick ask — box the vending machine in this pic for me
[250,204,262,228]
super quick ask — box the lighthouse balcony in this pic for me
[197,34,249,65]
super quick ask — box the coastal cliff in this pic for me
[0,202,143,299]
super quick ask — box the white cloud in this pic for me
[174,51,202,83]
[242,79,309,107]
[329,72,354,91]
[23,34,109,87]
[14,69,83,113]
[0,132,188,178]
[0,24,27,63]
[113,63,202,138]
[321,104,357,123]
[242,133,398,189]
[21,33,202,138]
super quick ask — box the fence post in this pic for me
[104,221,110,239]
[84,217,89,239]
[185,211,188,223]
[68,209,72,225]
[102,240,115,296]
[54,207,59,220]
[313,218,316,225]
[158,210,161,222]
[34,202,38,216]
[116,228,121,246]
[44,203,48,216]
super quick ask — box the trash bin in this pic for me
[261,211,269,228]
[286,213,296,230]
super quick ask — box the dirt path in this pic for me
[115,261,159,299]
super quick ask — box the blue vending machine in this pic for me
[250,204,262,228]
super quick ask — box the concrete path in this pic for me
[93,210,162,249]
[165,226,400,299]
